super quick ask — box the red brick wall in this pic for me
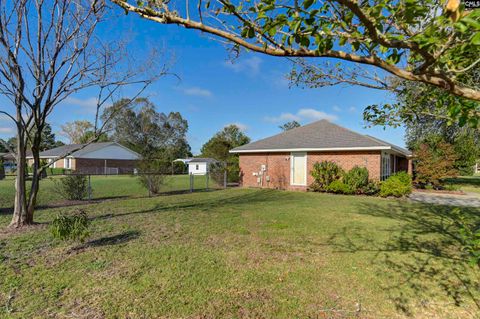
[239,153,290,189]
[307,151,382,183]
[239,151,382,190]
[74,158,138,174]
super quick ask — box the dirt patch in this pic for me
[0,222,47,239]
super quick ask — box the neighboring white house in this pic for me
[26,142,140,174]
[187,158,217,175]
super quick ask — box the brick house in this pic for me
[27,142,140,174]
[230,120,412,190]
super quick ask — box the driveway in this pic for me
[409,191,480,208]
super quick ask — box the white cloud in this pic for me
[0,127,14,134]
[333,105,342,112]
[224,56,262,75]
[62,96,99,114]
[264,112,301,123]
[348,106,357,113]
[226,122,249,132]
[182,87,213,98]
[265,108,337,123]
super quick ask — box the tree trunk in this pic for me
[26,145,41,224]
[9,130,28,228]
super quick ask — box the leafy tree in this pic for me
[453,133,480,175]
[279,121,301,131]
[365,76,479,175]
[364,68,479,129]
[29,124,64,151]
[60,121,94,144]
[78,131,110,144]
[201,125,250,182]
[0,140,9,153]
[414,138,459,187]
[103,98,190,160]
[113,0,480,105]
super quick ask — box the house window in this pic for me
[48,158,56,168]
[196,164,199,170]
[290,152,307,186]
[381,153,391,181]
[64,158,72,169]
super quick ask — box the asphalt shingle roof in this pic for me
[230,120,411,156]
[39,142,120,158]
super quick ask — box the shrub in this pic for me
[138,159,168,195]
[50,209,90,243]
[326,180,353,194]
[414,141,458,187]
[0,158,5,180]
[310,161,344,191]
[343,166,369,193]
[379,172,412,197]
[362,181,380,196]
[54,175,90,200]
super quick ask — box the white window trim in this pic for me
[381,152,391,181]
[64,158,72,169]
[290,152,307,186]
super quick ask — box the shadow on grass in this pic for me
[93,189,293,222]
[327,200,480,316]
[444,176,480,187]
[85,230,141,248]
[0,188,225,216]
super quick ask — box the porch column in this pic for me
[407,158,413,175]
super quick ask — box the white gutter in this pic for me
[230,146,391,153]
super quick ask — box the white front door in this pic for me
[290,152,307,186]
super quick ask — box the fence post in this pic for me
[148,175,152,197]
[223,169,227,189]
[88,174,92,201]
[190,173,194,193]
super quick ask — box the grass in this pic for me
[0,174,216,209]
[444,175,480,194]
[0,186,479,318]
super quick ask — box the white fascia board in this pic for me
[230,146,391,153]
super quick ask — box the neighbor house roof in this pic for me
[230,120,412,156]
[188,158,218,164]
[33,142,140,158]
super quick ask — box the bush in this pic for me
[310,161,344,191]
[326,180,353,194]
[414,140,458,187]
[54,175,90,200]
[343,166,369,193]
[138,159,168,195]
[362,181,380,196]
[0,158,5,180]
[379,172,412,197]
[50,209,90,243]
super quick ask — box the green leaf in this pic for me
[303,0,314,9]
[472,32,480,45]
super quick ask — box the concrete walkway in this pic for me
[408,191,480,208]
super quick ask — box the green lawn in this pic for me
[0,174,216,209]
[0,187,479,318]
[444,175,480,194]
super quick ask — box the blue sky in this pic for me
[0,9,405,155]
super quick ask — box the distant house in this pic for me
[173,157,218,175]
[187,158,217,175]
[26,142,140,174]
[230,120,412,190]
